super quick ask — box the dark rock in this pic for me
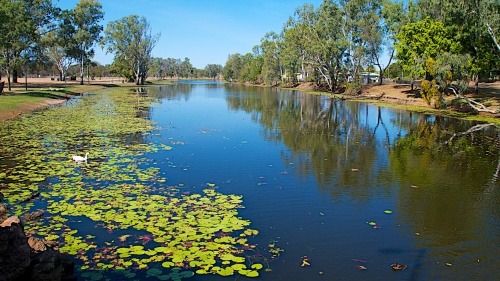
[0,217,31,281]
[0,216,75,281]
[27,247,63,281]
[60,255,76,281]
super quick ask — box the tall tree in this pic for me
[65,0,104,85]
[482,0,500,52]
[366,0,416,84]
[179,57,193,78]
[0,0,58,90]
[204,64,223,80]
[395,17,460,81]
[223,53,243,82]
[260,32,283,86]
[165,58,181,79]
[102,15,160,85]
[43,31,73,83]
[340,0,381,86]
[284,1,347,92]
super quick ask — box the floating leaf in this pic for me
[355,265,367,270]
[251,263,263,270]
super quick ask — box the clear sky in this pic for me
[56,0,324,69]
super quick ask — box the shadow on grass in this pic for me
[24,91,78,100]
[98,84,120,88]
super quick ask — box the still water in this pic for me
[1,80,499,280]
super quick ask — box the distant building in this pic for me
[360,72,379,84]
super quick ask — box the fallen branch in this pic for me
[448,87,498,114]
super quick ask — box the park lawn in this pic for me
[0,93,56,111]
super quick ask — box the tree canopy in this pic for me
[102,15,160,85]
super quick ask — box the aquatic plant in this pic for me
[0,88,269,278]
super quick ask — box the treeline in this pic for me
[221,0,500,103]
[0,0,222,91]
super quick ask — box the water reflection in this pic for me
[161,82,499,279]
[2,81,496,280]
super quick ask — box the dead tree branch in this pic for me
[448,86,498,114]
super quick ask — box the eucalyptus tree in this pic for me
[43,31,74,83]
[0,0,59,90]
[102,15,160,85]
[260,32,283,86]
[481,0,500,52]
[165,58,181,78]
[179,58,193,78]
[239,47,263,84]
[204,64,223,80]
[148,57,166,79]
[339,0,383,86]
[281,26,304,83]
[63,0,104,85]
[284,1,347,92]
[223,53,243,81]
[366,0,417,84]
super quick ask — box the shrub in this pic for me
[420,79,444,108]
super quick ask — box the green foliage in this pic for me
[420,79,442,107]
[204,64,223,80]
[345,80,363,95]
[395,17,459,78]
[223,52,263,84]
[260,32,282,86]
[102,15,160,84]
[65,0,104,85]
[283,1,347,91]
[0,0,59,90]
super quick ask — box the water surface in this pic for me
[1,81,499,280]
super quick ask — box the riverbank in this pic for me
[0,77,170,122]
[296,81,500,123]
[1,78,500,123]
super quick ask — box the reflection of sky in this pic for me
[146,82,499,281]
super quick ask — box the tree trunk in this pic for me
[475,75,479,95]
[24,64,27,91]
[80,52,84,85]
[13,69,18,83]
[136,62,140,85]
[377,64,383,85]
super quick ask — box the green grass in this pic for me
[0,93,52,111]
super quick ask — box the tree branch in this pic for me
[448,87,498,114]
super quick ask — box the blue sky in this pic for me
[57,0,324,69]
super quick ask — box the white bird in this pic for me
[72,152,89,162]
